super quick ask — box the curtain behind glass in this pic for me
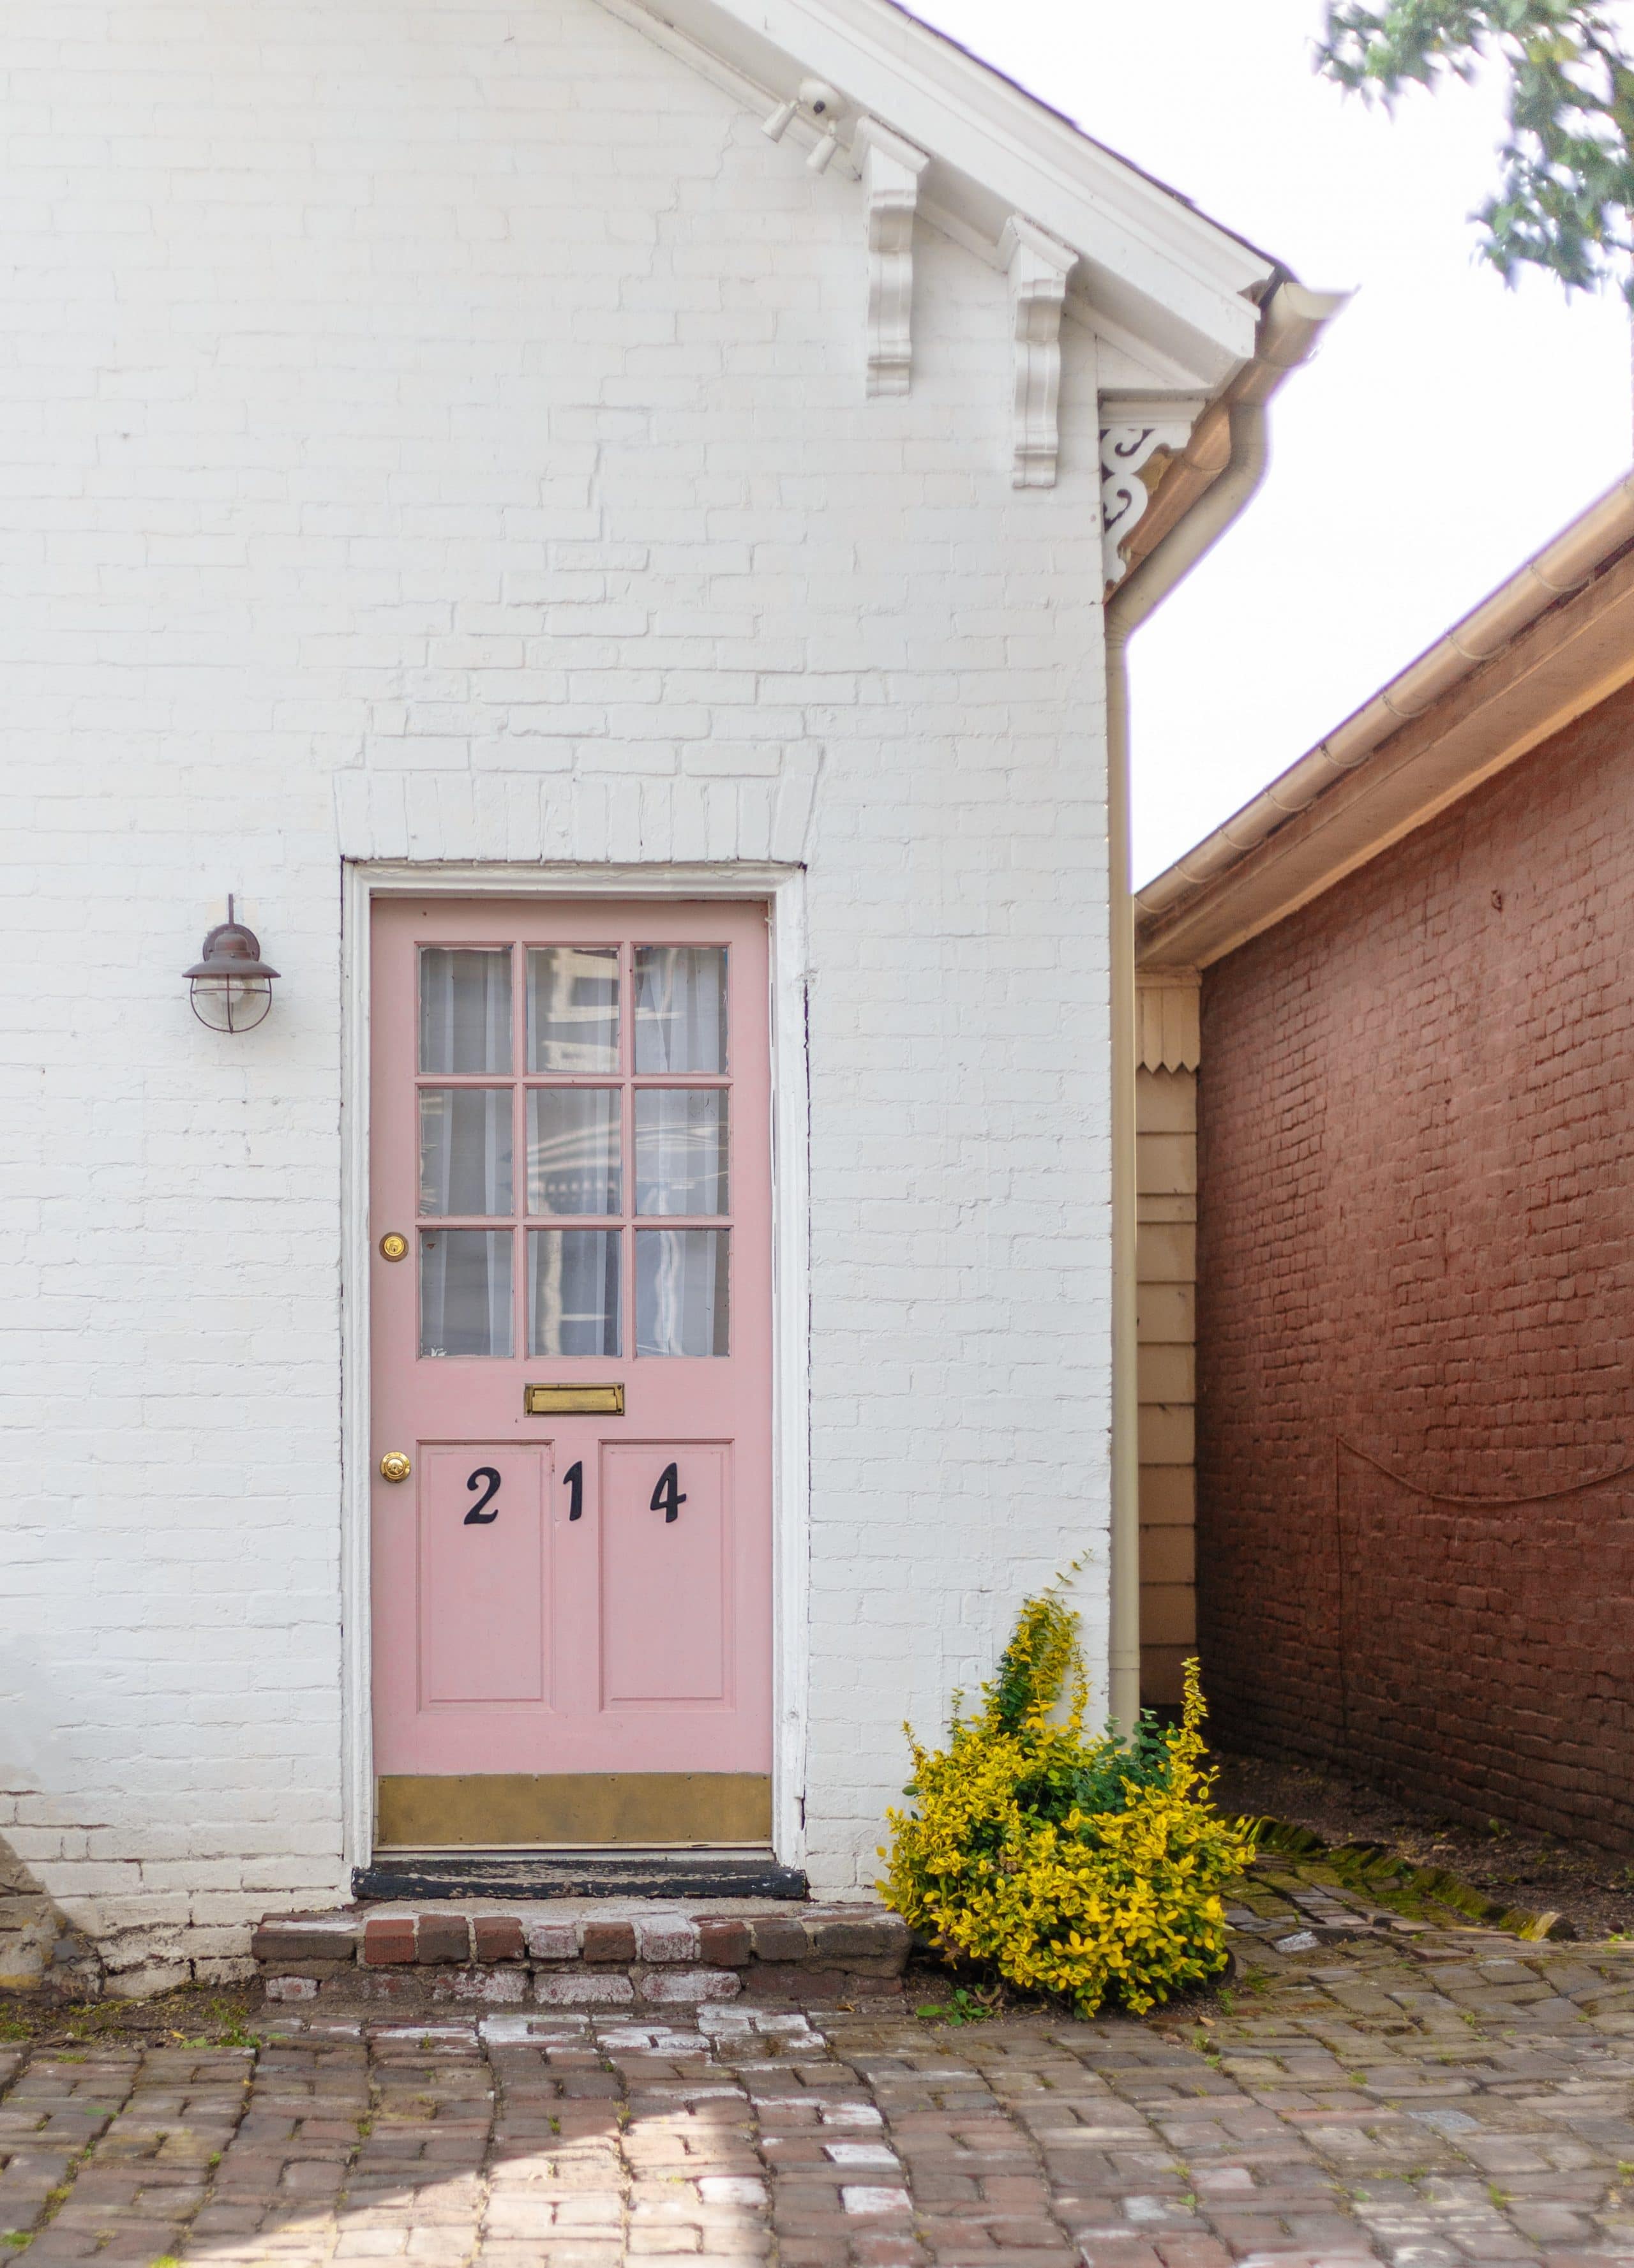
[528,1229,621,1357]
[420,1090,513,1216]
[636,1228,728,1356]
[421,1229,513,1357]
[634,946,726,1073]
[634,1090,726,1215]
[420,949,511,1074]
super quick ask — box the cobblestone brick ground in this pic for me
[7,1919,1634,2265]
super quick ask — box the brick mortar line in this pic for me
[351,2034,488,2260]
[472,2032,499,2268]
[99,2050,255,2258]
[167,2035,308,2264]
[738,2025,824,2264]
[0,2047,142,2246]
[831,2034,1023,2259]
[0,2043,36,2110]
[1116,2052,1392,2268]
[321,2040,382,2265]
[882,2044,999,2255]
[472,2026,537,2268]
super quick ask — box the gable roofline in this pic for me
[866,0,1284,276]
[1134,468,1634,970]
[605,0,1282,388]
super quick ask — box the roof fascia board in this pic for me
[613,0,1275,382]
[904,202,1226,394]
[1137,541,1634,969]
[1070,299,1218,396]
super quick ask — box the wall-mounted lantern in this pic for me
[183,896,280,1032]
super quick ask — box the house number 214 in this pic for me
[462,1462,687,1524]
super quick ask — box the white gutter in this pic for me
[1136,466,1634,943]
[1102,280,1348,1732]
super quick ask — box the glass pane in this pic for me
[419,949,511,1074]
[634,1090,727,1216]
[528,947,620,1072]
[636,1229,728,1356]
[528,1229,622,1358]
[420,1229,513,1358]
[419,1089,513,1217]
[634,946,726,1073]
[528,1089,620,1217]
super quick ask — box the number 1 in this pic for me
[564,1460,583,1521]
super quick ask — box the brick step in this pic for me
[253,1898,911,2011]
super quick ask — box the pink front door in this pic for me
[369,898,774,1849]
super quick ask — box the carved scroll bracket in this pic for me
[1099,399,1204,587]
[852,117,929,396]
[999,216,1077,488]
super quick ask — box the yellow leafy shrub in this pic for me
[878,1589,1252,2016]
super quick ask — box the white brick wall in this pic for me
[0,0,1110,1983]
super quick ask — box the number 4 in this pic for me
[650,1462,687,1523]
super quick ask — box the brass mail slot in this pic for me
[524,1381,625,1416]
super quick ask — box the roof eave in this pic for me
[608,0,1280,384]
[1135,469,1634,970]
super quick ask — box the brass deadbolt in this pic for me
[379,1231,408,1262]
[379,1452,412,1483]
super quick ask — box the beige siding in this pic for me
[1136,972,1199,1708]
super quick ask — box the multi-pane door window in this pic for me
[416,942,731,1360]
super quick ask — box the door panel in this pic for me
[369,897,773,1845]
[419,1445,548,1705]
[600,1444,730,1706]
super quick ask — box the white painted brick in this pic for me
[633,1915,701,1964]
[522,1918,579,1961]
[266,1976,320,2001]
[636,1967,742,2006]
[0,0,1114,1972]
[536,1970,637,2009]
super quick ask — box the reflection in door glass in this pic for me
[419,1089,513,1217]
[634,946,726,1072]
[634,1090,727,1215]
[527,1088,620,1217]
[528,947,620,1072]
[528,1229,622,1358]
[421,1229,514,1358]
[419,949,512,1074]
[636,1228,728,1356]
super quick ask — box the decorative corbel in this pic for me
[999,217,1077,488]
[852,117,929,396]
[1099,400,1204,587]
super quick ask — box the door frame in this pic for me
[340,860,811,1874]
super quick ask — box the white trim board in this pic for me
[338,860,813,1875]
[598,0,1273,388]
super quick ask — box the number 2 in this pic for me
[463,1466,500,1524]
[650,1462,687,1523]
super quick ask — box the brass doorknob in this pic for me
[379,1452,412,1483]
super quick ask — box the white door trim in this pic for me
[339,860,812,1874]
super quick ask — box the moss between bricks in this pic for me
[1243,1816,1571,1941]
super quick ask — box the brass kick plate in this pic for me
[525,1381,624,1416]
[377,1771,772,1849]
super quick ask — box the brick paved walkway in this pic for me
[6,1925,1634,2265]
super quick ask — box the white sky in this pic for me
[905,0,1634,883]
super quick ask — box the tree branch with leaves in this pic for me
[1318,2,1634,299]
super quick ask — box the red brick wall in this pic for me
[1196,677,1634,1847]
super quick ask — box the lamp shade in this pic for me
[184,898,280,1032]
